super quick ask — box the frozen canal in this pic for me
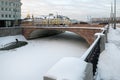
[0,32,89,80]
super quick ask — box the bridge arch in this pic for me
[26,29,63,39]
[22,27,101,45]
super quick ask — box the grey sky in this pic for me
[21,0,120,21]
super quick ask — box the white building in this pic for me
[0,0,22,27]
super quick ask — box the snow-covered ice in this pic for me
[0,35,26,48]
[44,57,87,80]
[0,32,88,80]
[96,26,120,80]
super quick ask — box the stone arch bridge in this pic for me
[22,26,102,45]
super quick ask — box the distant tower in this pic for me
[32,14,34,19]
[26,13,31,19]
[32,14,34,25]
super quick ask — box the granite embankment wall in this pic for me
[0,27,22,37]
[0,27,62,38]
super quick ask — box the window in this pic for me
[9,8,11,11]
[9,2,11,6]
[5,14,7,18]
[1,7,4,11]
[1,14,4,18]
[5,2,7,5]
[13,15,15,18]
[9,14,11,18]
[1,1,4,5]
[5,8,7,11]
[13,9,17,12]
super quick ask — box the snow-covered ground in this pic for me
[0,32,88,80]
[96,26,120,80]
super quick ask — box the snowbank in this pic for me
[96,43,120,80]
[44,57,93,80]
[107,27,120,48]
[96,26,120,80]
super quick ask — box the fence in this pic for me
[81,25,109,75]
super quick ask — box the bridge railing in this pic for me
[81,25,109,75]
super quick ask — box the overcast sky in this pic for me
[21,0,120,21]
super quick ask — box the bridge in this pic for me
[22,26,103,45]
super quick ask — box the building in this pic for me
[0,0,22,27]
[91,18,109,24]
[91,17,120,24]
[22,14,71,26]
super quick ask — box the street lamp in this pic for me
[113,0,116,29]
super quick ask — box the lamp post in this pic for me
[113,0,116,29]
[110,3,113,27]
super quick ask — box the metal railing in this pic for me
[81,25,109,75]
[85,36,100,75]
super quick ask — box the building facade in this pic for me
[91,17,120,24]
[0,0,22,27]
[22,14,71,26]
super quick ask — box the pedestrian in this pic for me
[16,39,18,43]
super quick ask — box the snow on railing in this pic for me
[80,25,109,75]
[81,35,100,75]
[81,35,100,60]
